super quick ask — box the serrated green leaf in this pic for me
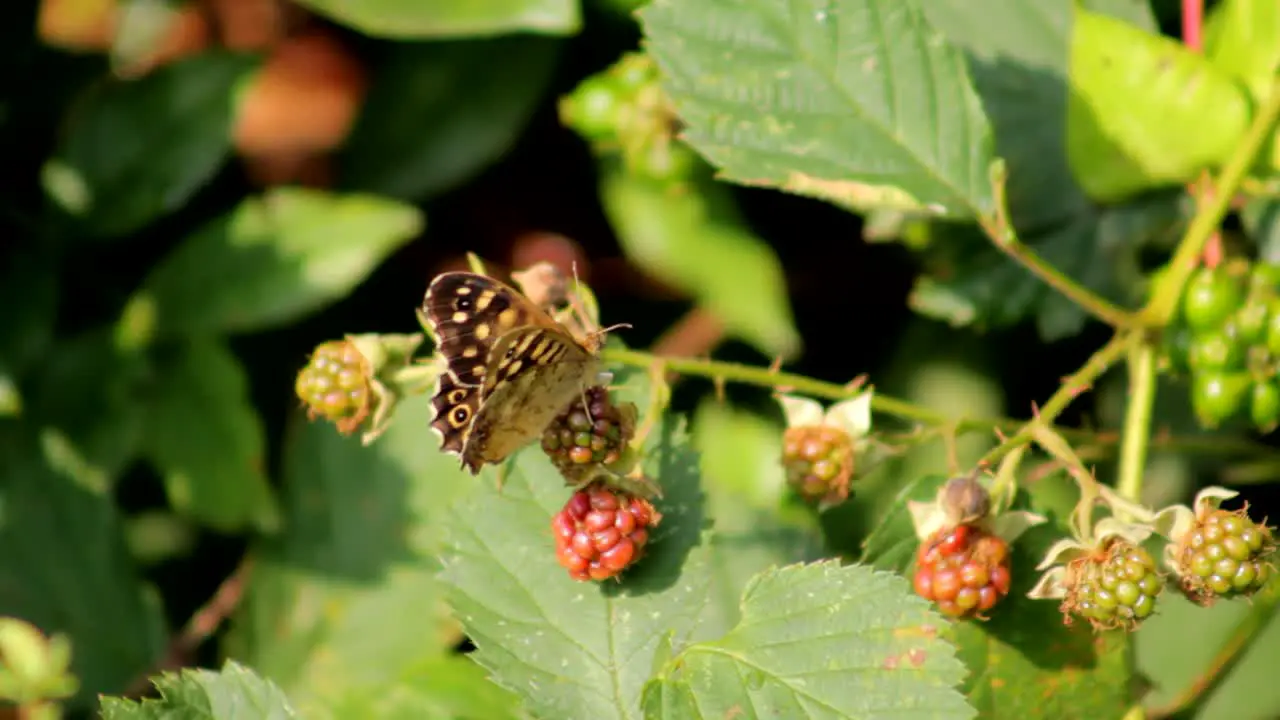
[1067,8,1251,202]
[45,52,259,240]
[0,427,165,708]
[341,36,561,201]
[639,0,996,219]
[140,338,279,533]
[100,660,297,719]
[293,0,580,38]
[916,0,1153,230]
[440,405,716,720]
[129,187,422,340]
[600,164,800,359]
[224,394,481,717]
[641,560,974,720]
[26,328,149,476]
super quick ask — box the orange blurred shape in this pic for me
[511,231,589,281]
[38,0,117,50]
[207,0,293,51]
[232,28,367,156]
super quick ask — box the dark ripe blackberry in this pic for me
[542,386,631,479]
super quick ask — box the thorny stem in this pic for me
[978,162,1137,329]
[1142,75,1280,326]
[975,332,1135,470]
[1115,340,1157,516]
[598,345,1277,462]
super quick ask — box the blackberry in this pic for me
[1062,539,1163,630]
[913,524,1012,619]
[541,386,632,482]
[551,482,660,581]
[781,425,854,506]
[1176,505,1275,604]
[295,339,371,434]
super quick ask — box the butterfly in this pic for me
[422,270,610,475]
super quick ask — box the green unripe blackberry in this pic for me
[1062,539,1163,631]
[295,340,371,434]
[1182,266,1244,333]
[1176,505,1276,604]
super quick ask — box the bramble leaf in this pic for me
[639,0,996,219]
[44,53,258,240]
[0,427,165,708]
[139,338,279,533]
[100,660,297,719]
[126,188,422,341]
[440,378,716,719]
[601,164,801,359]
[223,394,499,718]
[293,0,580,38]
[341,35,561,201]
[641,561,974,719]
[1067,8,1251,201]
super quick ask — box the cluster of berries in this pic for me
[1164,262,1280,431]
[558,52,697,185]
[543,388,660,583]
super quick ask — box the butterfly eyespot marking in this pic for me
[447,388,468,404]
[449,406,471,427]
[453,295,474,311]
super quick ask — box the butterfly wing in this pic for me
[460,327,604,472]
[421,272,559,388]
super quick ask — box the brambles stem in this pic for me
[1115,341,1157,514]
[599,345,1278,461]
[976,331,1134,469]
[1143,75,1280,326]
[979,163,1137,329]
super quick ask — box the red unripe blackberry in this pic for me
[552,482,660,582]
[781,425,854,506]
[913,524,1012,619]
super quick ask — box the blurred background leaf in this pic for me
[341,36,562,201]
[293,0,581,38]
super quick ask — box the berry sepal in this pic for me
[906,474,1047,548]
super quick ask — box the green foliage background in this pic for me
[5,0,1280,718]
